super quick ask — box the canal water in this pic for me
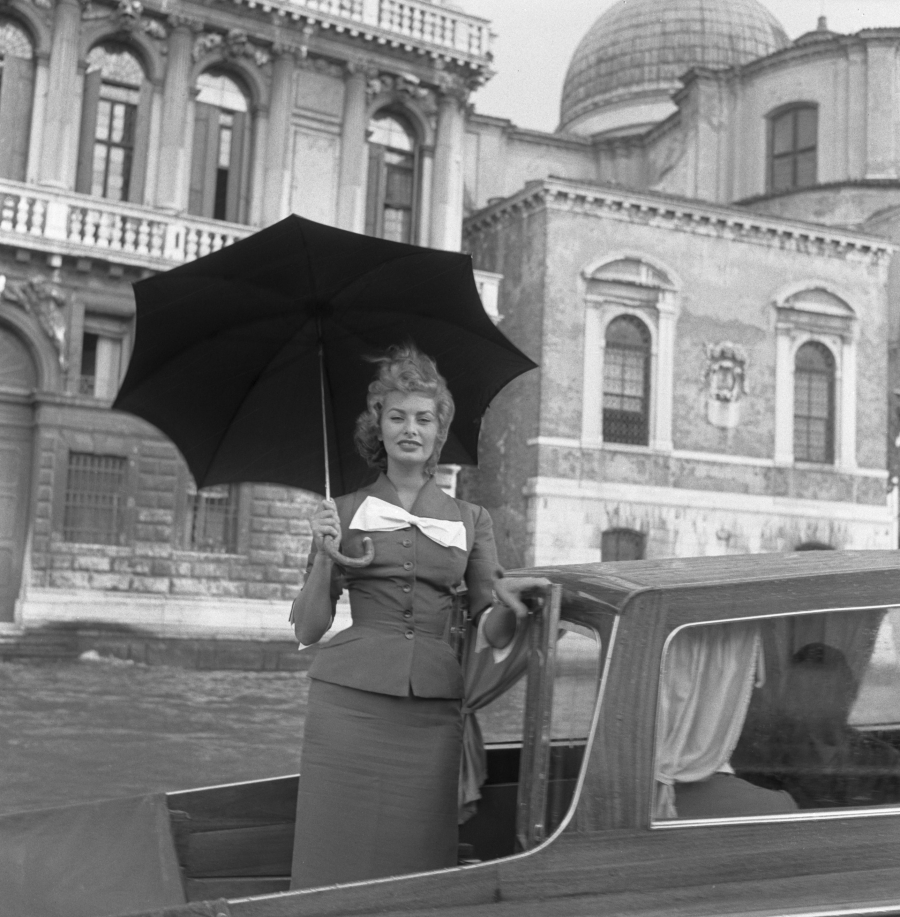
[0,658,309,816]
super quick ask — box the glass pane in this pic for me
[382,207,411,243]
[0,18,35,60]
[368,113,414,151]
[655,610,900,821]
[86,44,143,87]
[771,111,795,155]
[796,107,817,150]
[770,156,794,192]
[91,144,108,197]
[196,71,248,113]
[385,164,414,206]
[605,315,648,348]
[95,100,111,141]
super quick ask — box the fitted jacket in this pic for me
[305,474,502,699]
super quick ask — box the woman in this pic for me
[290,344,532,889]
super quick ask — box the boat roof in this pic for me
[519,550,900,614]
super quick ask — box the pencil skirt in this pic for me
[290,679,462,889]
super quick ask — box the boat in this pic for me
[4,550,900,917]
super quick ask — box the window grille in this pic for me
[601,528,645,561]
[184,484,239,553]
[770,106,817,193]
[794,341,834,464]
[603,315,650,445]
[62,453,127,544]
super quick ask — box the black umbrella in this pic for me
[114,214,536,502]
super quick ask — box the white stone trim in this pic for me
[465,179,895,266]
[523,476,890,524]
[581,274,677,454]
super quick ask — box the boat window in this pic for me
[459,601,609,861]
[653,608,900,822]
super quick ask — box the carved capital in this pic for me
[367,70,434,106]
[167,13,204,33]
[193,28,270,67]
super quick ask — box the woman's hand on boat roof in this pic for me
[494,576,552,620]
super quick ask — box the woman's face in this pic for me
[379,391,439,473]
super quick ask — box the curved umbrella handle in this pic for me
[322,534,375,568]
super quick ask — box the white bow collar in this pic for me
[349,495,467,551]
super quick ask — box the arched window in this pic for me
[0,17,35,181]
[190,70,251,223]
[601,528,645,561]
[793,341,835,464]
[77,44,151,203]
[366,111,417,243]
[769,105,817,193]
[603,315,651,446]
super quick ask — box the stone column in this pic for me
[773,327,794,465]
[261,48,297,226]
[653,291,677,452]
[581,303,603,446]
[155,19,195,211]
[335,61,369,233]
[430,79,466,252]
[839,335,858,470]
[39,0,82,188]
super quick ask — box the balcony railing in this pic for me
[0,179,251,271]
[0,179,502,309]
[230,0,492,62]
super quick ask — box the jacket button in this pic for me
[403,610,412,619]
[405,630,414,639]
[401,538,411,547]
[402,584,411,593]
[403,561,413,571]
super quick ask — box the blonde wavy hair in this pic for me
[354,344,455,475]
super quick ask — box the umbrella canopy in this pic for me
[113,215,537,497]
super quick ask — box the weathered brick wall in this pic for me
[29,413,318,603]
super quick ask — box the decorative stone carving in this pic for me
[193,28,270,67]
[367,71,435,107]
[703,341,747,429]
[2,275,69,370]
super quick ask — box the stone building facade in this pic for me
[455,0,900,567]
[0,0,492,635]
[2,0,900,636]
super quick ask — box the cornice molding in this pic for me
[464,179,895,265]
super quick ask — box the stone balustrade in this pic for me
[0,179,251,271]
[0,179,501,311]
[233,0,491,61]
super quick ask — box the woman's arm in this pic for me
[292,500,341,645]
[464,506,545,650]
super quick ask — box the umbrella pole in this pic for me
[315,332,374,569]
[318,340,331,502]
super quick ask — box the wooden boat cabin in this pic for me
[5,551,900,917]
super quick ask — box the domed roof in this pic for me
[560,0,790,137]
